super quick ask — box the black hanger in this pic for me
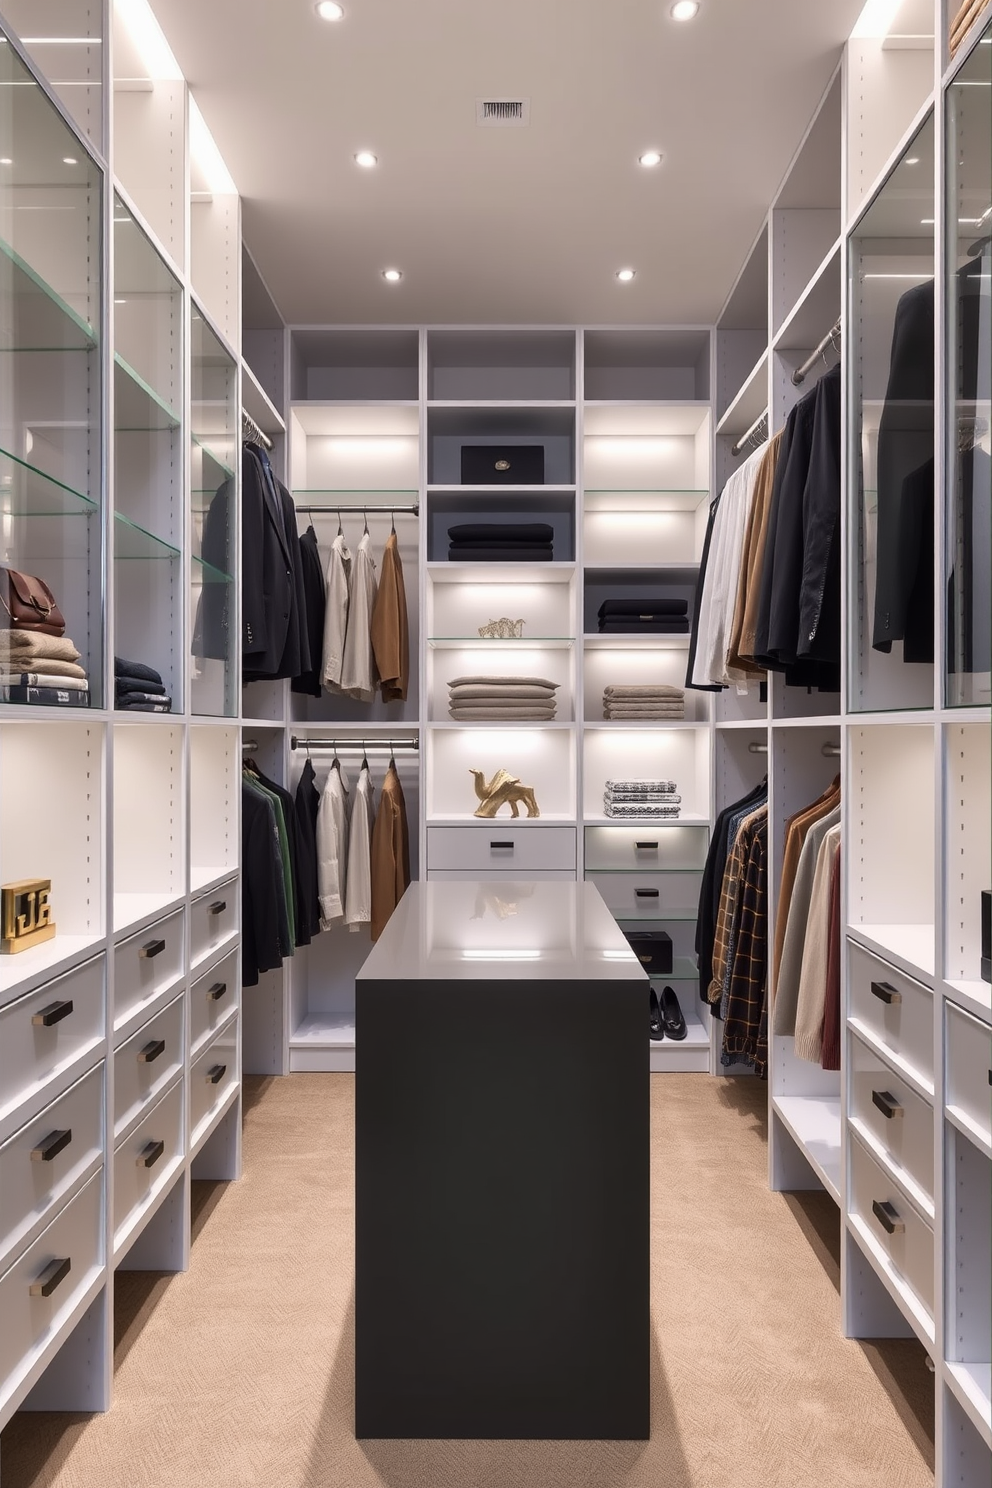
[967,232,991,257]
[361,739,370,771]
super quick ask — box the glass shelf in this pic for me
[192,433,236,483]
[646,959,700,983]
[428,636,574,649]
[114,354,180,431]
[293,488,419,496]
[113,512,181,563]
[192,554,235,586]
[0,235,96,353]
[0,445,98,518]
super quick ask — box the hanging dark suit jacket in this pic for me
[291,524,328,697]
[243,444,312,681]
[193,477,234,662]
[242,780,288,986]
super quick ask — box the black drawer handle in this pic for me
[31,1128,72,1163]
[634,842,659,851]
[32,999,74,1028]
[29,1256,71,1298]
[206,1064,227,1085]
[872,1090,904,1120]
[635,888,660,898]
[209,900,227,916]
[490,841,514,850]
[871,1198,905,1235]
[139,939,166,960]
[870,980,902,1006]
[208,981,228,1002]
[138,1039,166,1064]
[137,1139,165,1169]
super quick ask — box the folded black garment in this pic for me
[448,547,554,562]
[598,599,688,618]
[119,701,172,713]
[116,676,168,696]
[448,523,554,545]
[114,656,164,685]
[118,690,173,707]
[598,619,690,633]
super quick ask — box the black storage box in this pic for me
[461,444,545,485]
[981,889,991,982]
[620,929,673,976]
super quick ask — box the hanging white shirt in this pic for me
[344,763,376,932]
[316,762,350,929]
[321,533,352,692]
[340,530,379,702]
[692,444,766,688]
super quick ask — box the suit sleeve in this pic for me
[242,451,269,658]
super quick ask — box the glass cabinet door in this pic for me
[190,307,237,716]
[113,197,183,714]
[945,25,991,709]
[848,114,935,715]
[0,33,103,709]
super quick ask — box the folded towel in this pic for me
[0,661,88,682]
[603,700,686,711]
[449,675,558,690]
[449,523,554,544]
[448,547,553,562]
[449,705,557,721]
[603,803,680,818]
[604,711,686,721]
[603,684,685,699]
[116,676,168,697]
[450,685,559,702]
[606,779,678,793]
[114,657,164,684]
[0,631,82,663]
[598,598,688,618]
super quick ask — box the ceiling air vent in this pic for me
[477,98,530,126]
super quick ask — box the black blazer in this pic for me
[242,444,312,681]
[291,524,327,697]
[242,780,287,986]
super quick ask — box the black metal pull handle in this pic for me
[870,980,902,1006]
[872,1090,904,1120]
[137,1139,165,1169]
[32,999,74,1028]
[490,841,514,850]
[31,1128,72,1163]
[208,981,228,1002]
[872,1199,905,1235]
[138,1039,166,1064]
[209,901,227,916]
[634,841,659,851]
[635,888,660,898]
[139,939,166,960]
[29,1257,71,1298]
[207,1064,227,1085]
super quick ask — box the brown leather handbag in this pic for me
[0,567,67,636]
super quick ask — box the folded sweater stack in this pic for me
[115,656,172,712]
[0,630,89,705]
[603,684,685,720]
[603,778,681,819]
[597,599,689,634]
[448,674,558,721]
[448,522,554,562]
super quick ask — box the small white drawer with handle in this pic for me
[0,957,105,1128]
[428,827,576,874]
[849,1132,934,1323]
[0,1064,104,1272]
[849,1033,934,1210]
[113,993,184,1138]
[190,1022,238,1146]
[584,824,708,874]
[190,882,238,971]
[945,1002,992,1153]
[113,1078,184,1253]
[114,909,184,1038]
[586,871,700,922]
[848,942,934,1089]
[190,950,238,1057]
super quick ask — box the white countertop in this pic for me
[357,880,650,982]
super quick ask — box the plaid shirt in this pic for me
[708,804,767,1006]
[721,817,769,1078]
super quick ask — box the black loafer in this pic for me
[659,985,687,1041]
[649,986,665,1041]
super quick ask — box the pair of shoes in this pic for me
[649,984,687,1042]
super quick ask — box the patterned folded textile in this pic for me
[605,779,677,793]
[603,803,681,818]
[0,631,82,663]
[450,684,558,701]
[0,660,88,681]
[449,523,554,544]
[449,675,558,690]
[114,656,163,684]
[118,691,172,708]
[118,701,172,713]
[448,547,553,561]
[449,706,556,721]
[603,684,685,699]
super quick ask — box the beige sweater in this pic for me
[794,824,841,1064]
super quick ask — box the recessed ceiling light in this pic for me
[616,268,636,282]
[0,158,11,166]
[382,268,403,282]
[62,156,78,165]
[638,150,663,168]
[355,151,378,168]
[315,1,345,18]
[905,156,920,165]
[670,1,699,19]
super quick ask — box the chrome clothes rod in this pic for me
[242,411,274,451]
[731,409,768,458]
[243,740,258,753]
[747,740,840,757]
[792,319,842,387]
[747,742,768,754]
[299,502,420,516]
[290,735,420,752]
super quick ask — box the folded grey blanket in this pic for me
[449,675,558,689]
[604,709,686,719]
[449,705,557,721]
[450,684,558,701]
[603,685,685,699]
[605,779,677,793]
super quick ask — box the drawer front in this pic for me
[584,824,708,873]
[849,1133,934,1319]
[113,993,185,1138]
[0,1167,104,1394]
[0,957,105,1126]
[427,870,575,882]
[946,1003,992,1150]
[586,871,701,922]
[848,943,934,1086]
[190,950,238,1055]
[113,1078,184,1247]
[114,909,185,1037]
[427,827,576,873]
[190,882,238,970]
[190,1022,238,1143]
[0,1065,104,1271]
[849,1033,934,1205]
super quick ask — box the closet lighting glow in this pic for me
[670,1,699,19]
[21,36,102,44]
[638,150,663,167]
[905,156,920,164]
[0,159,11,166]
[355,151,378,168]
[616,268,636,282]
[382,268,402,282]
[62,156,78,165]
[462,949,541,961]
[316,1,345,18]
[850,0,903,39]
[189,97,237,195]
[114,0,183,80]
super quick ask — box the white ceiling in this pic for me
[153,0,865,327]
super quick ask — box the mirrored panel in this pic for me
[190,307,237,716]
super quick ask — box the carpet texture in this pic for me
[1,1074,934,1488]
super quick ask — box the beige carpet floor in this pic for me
[2,1074,934,1488]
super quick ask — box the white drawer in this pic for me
[190,882,237,970]
[114,909,185,1038]
[584,824,709,873]
[586,871,700,922]
[0,957,105,1128]
[190,1022,238,1145]
[189,950,238,1056]
[848,943,933,1087]
[427,827,576,873]
[113,1078,184,1251]
[849,1033,934,1207]
[849,1132,934,1321]
[113,993,184,1139]
[0,1168,104,1397]
[427,870,575,882]
[0,1065,104,1272]
[946,1002,992,1151]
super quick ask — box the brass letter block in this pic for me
[1,878,56,954]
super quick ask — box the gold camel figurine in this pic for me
[469,767,541,819]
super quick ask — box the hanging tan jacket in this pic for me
[370,529,409,702]
[370,764,411,940]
